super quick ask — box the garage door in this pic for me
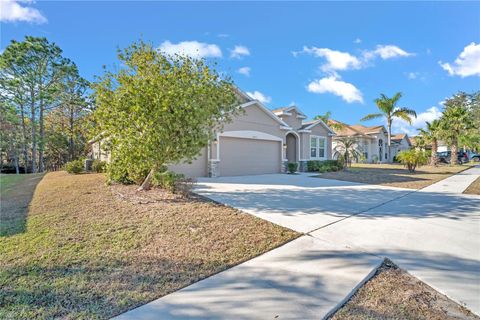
[219,137,281,176]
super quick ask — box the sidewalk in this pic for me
[420,165,480,194]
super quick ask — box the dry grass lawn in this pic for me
[0,171,298,319]
[317,163,474,189]
[331,259,479,320]
[464,177,480,195]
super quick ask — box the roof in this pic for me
[391,133,411,146]
[271,105,307,119]
[299,119,336,135]
[239,101,290,128]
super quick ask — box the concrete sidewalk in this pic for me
[420,165,480,194]
[115,236,383,320]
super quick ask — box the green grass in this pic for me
[0,171,298,319]
[0,174,30,196]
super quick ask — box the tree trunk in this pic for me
[30,89,37,173]
[450,142,458,166]
[14,154,19,174]
[387,118,392,163]
[38,89,45,172]
[69,104,75,161]
[430,139,438,166]
[19,103,29,171]
[137,168,155,191]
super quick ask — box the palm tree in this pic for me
[314,111,345,131]
[361,92,417,161]
[333,137,362,168]
[439,94,473,165]
[418,119,441,166]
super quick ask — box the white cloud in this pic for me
[0,0,47,23]
[439,42,480,77]
[158,40,222,59]
[246,90,271,104]
[230,45,250,59]
[407,72,418,79]
[237,66,251,76]
[392,106,443,136]
[307,75,363,104]
[354,38,362,44]
[300,46,362,72]
[369,45,413,60]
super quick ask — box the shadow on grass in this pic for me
[0,174,44,237]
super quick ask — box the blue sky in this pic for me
[1,1,479,135]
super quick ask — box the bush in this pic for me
[287,162,298,174]
[152,170,195,195]
[65,159,84,174]
[396,149,428,173]
[306,160,342,172]
[92,160,107,173]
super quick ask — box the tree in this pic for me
[333,137,362,168]
[314,111,345,131]
[439,92,474,165]
[361,92,417,161]
[0,36,71,172]
[417,119,441,166]
[93,40,239,190]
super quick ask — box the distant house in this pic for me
[90,90,335,177]
[329,120,410,163]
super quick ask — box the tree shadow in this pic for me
[0,174,44,236]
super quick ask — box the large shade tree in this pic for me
[361,92,417,161]
[93,40,239,190]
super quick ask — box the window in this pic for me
[310,136,326,159]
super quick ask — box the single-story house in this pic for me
[90,91,335,177]
[329,120,410,163]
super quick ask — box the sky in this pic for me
[1,1,479,135]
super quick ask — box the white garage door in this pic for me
[219,137,281,176]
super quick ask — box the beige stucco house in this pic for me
[330,120,411,163]
[90,92,335,177]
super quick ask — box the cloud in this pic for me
[407,72,418,79]
[158,40,222,58]
[230,45,250,59]
[237,67,251,76]
[354,38,362,44]
[0,0,47,23]
[307,75,363,104]
[369,45,413,60]
[297,44,412,72]
[439,42,480,77]
[392,106,443,136]
[246,90,271,104]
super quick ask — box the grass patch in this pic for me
[316,163,474,189]
[1,174,31,196]
[330,259,479,320]
[464,177,480,195]
[0,171,298,319]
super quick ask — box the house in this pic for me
[89,92,335,177]
[329,120,410,163]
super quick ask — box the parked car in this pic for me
[437,151,469,164]
[470,153,480,162]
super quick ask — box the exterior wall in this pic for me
[167,148,208,177]
[277,110,303,130]
[91,140,111,162]
[300,124,331,161]
[391,138,411,160]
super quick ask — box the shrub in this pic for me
[152,170,195,195]
[396,149,428,173]
[65,159,84,174]
[92,160,107,173]
[307,160,342,172]
[287,162,298,174]
[307,160,320,172]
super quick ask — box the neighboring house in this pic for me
[329,120,410,163]
[89,91,335,177]
[390,134,412,160]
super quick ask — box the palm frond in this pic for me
[360,113,383,121]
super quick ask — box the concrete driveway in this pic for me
[196,171,480,314]
[118,168,480,319]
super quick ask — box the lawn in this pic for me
[464,177,480,195]
[331,259,479,320]
[317,163,474,189]
[0,171,298,319]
